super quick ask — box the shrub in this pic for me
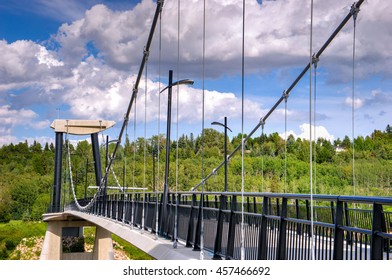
[62,236,85,253]
[5,239,16,251]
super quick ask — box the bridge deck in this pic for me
[64,210,206,260]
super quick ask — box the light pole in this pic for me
[159,70,194,235]
[211,116,232,192]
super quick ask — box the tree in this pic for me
[195,129,223,155]
[341,136,351,149]
[29,141,42,153]
[10,176,39,220]
[316,139,335,163]
[386,124,392,134]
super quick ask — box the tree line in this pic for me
[0,125,391,222]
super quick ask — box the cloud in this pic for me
[54,2,156,69]
[49,0,392,80]
[0,105,51,146]
[281,123,335,142]
[1,0,391,145]
[344,89,392,109]
[345,96,364,109]
[35,46,64,68]
[0,40,66,87]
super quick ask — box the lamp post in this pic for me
[211,116,232,192]
[159,70,194,235]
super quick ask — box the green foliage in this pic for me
[0,221,47,260]
[0,126,391,225]
[0,201,11,223]
[62,236,85,253]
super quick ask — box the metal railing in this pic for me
[69,192,392,260]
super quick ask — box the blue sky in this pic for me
[0,0,391,146]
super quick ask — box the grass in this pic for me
[0,220,47,260]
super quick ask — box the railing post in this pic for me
[193,193,204,251]
[333,199,344,260]
[257,196,269,260]
[344,202,352,245]
[145,194,150,228]
[330,201,335,224]
[186,193,197,247]
[295,199,301,235]
[119,193,124,222]
[253,197,257,214]
[226,195,237,259]
[370,203,384,260]
[213,194,226,259]
[277,197,288,260]
[174,193,181,242]
[305,200,311,236]
[97,194,102,216]
[151,193,159,234]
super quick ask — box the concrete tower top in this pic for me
[50,119,115,135]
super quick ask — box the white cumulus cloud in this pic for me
[281,123,334,142]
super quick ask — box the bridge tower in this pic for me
[49,119,115,212]
[41,119,116,260]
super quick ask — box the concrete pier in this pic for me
[40,212,114,260]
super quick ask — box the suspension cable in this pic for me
[65,1,165,211]
[199,0,206,261]
[132,95,137,229]
[283,90,288,193]
[351,3,359,197]
[155,8,163,240]
[123,118,129,223]
[142,47,148,233]
[309,0,315,260]
[189,0,365,192]
[313,54,319,221]
[240,0,246,261]
[261,121,265,193]
[173,0,181,249]
[66,120,107,211]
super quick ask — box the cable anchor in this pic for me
[350,2,360,22]
[312,54,320,69]
[132,84,139,97]
[282,90,289,102]
[143,46,150,62]
[259,118,266,129]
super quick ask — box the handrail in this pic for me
[70,191,392,260]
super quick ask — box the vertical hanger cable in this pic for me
[173,0,181,248]
[309,0,315,260]
[240,0,246,260]
[199,0,206,260]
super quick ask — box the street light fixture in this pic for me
[211,116,232,192]
[160,70,194,235]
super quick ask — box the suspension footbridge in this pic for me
[40,0,392,260]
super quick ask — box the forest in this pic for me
[0,125,391,223]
